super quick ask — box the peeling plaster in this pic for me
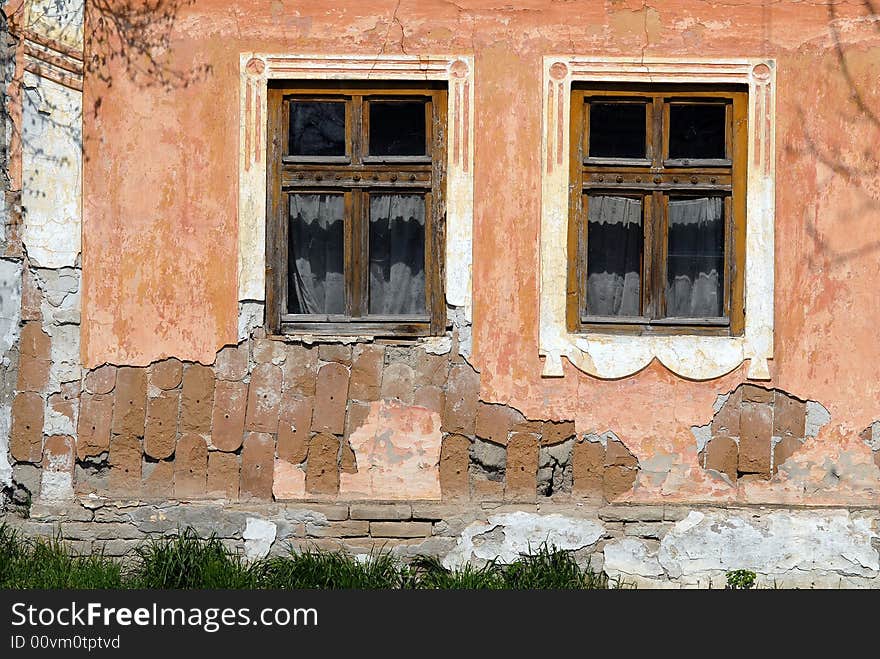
[243,517,277,561]
[805,401,832,438]
[0,259,21,487]
[40,470,73,501]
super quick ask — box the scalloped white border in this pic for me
[539,57,775,381]
[237,54,475,331]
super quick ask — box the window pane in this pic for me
[588,103,646,159]
[369,101,427,156]
[289,101,346,156]
[666,196,725,318]
[586,196,643,317]
[288,194,345,314]
[369,194,426,315]
[668,104,726,159]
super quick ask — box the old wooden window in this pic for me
[568,84,748,335]
[266,81,447,337]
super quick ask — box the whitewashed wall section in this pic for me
[237,55,475,338]
[539,58,776,381]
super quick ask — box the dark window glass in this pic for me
[289,102,346,157]
[369,194,426,315]
[666,196,724,318]
[588,102,647,159]
[586,195,643,317]
[369,101,427,156]
[668,104,726,159]
[288,194,345,314]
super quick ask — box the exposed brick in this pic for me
[10,392,44,462]
[773,394,807,439]
[471,478,504,501]
[211,379,248,452]
[704,437,738,482]
[542,420,576,446]
[773,437,803,473]
[142,460,173,499]
[277,393,312,463]
[43,435,74,474]
[215,343,249,381]
[350,504,412,520]
[306,432,340,495]
[370,521,432,538]
[207,451,240,499]
[245,363,283,433]
[47,383,78,428]
[240,432,275,500]
[442,363,480,435]
[282,344,317,396]
[313,362,349,434]
[505,432,539,501]
[76,393,113,459]
[572,440,605,497]
[344,400,370,439]
[17,322,50,392]
[349,344,384,401]
[605,438,638,468]
[513,419,543,434]
[108,434,142,495]
[253,338,286,364]
[414,385,445,415]
[273,459,306,499]
[84,364,116,395]
[603,466,637,501]
[475,402,523,446]
[111,367,147,437]
[413,350,449,387]
[874,450,880,472]
[318,343,352,365]
[742,384,774,404]
[174,434,208,499]
[21,267,41,321]
[150,358,183,390]
[739,401,773,477]
[711,388,742,439]
[380,362,415,404]
[439,434,470,499]
[340,440,357,474]
[143,391,179,459]
[180,364,215,434]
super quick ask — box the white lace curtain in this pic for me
[288,194,345,315]
[369,194,426,315]
[586,195,642,317]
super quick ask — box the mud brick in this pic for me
[513,419,544,434]
[505,432,539,501]
[344,400,371,440]
[742,384,774,404]
[111,367,147,437]
[245,363,283,433]
[273,459,306,500]
[142,460,173,499]
[214,343,249,381]
[603,465,637,501]
[108,434,142,495]
[143,391,179,459]
[150,358,183,390]
[773,436,803,473]
[605,438,638,468]
[442,363,480,435]
[77,393,113,459]
[711,387,742,439]
[542,420,576,446]
[174,434,208,499]
[572,440,605,497]
[439,434,470,499]
[318,343,352,365]
[278,393,312,463]
[380,362,415,404]
[472,478,504,501]
[475,401,524,446]
[47,383,78,428]
[84,364,116,395]
[413,350,449,388]
[414,385,444,415]
[739,401,772,477]
[253,338,286,364]
[349,344,385,401]
[211,379,247,452]
[180,364,215,433]
[773,393,807,439]
[43,435,74,475]
[704,437,738,482]
[340,439,357,474]
[282,344,318,396]
[240,432,275,500]
[306,432,340,496]
[207,451,240,499]
[313,362,349,434]
[17,322,50,392]
[10,391,44,462]
[21,267,42,322]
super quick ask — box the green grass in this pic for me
[0,523,621,590]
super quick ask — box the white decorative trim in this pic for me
[539,57,776,381]
[237,54,475,324]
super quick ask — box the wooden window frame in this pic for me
[266,80,448,338]
[567,83,748,337]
